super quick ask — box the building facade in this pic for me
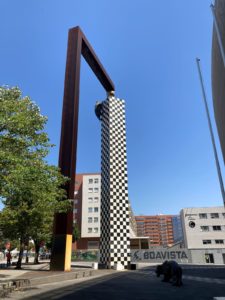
[73,173,138,252]
[135,215,177,247]
[73,173,101,250]
[172,215,184,243]
[181,207,225,264]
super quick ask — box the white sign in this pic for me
[131,249,189,263]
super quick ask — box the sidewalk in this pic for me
[0,260,103,298]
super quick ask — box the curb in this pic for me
[29,269,95,286]
[0,279,30,298]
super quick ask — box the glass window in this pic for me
[88,198,93,203]
[203,240,211,245]
[94,197,98,203]
[88,228,92,233]
[74,191,78,195]
[94,207,98,213]
[74,199,78,204]
[73,219,77,224]
[88,188,93,193]
[93,228,98,233]
[88,217,92,223]
[88,207,93,213]
[199,213,207,219]
[94,188,99,193]
[200,226,209,232]
[211,213,219,219]
[215,240,224,244]
[94,178,99,184]
[222,213,225,218]
[89,179,93,184]
[94,217,98,223]
[73,209,77,214]
[213,225,221,231]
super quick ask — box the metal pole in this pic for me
[196,58,225,205]
[211,4,225,68]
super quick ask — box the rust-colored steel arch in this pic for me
[51,26,115,271]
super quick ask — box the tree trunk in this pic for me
[34,241,40,264]
[15,240,24,269]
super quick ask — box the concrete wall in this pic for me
[181,207,225,249]
[190,248,225,265]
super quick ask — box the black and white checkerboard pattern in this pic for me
[98,95,130,269]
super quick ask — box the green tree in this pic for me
[0,86,70,268]
[72,224,81,243]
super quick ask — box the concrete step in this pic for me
[29,269,95,286]
[0,279,30,298]
[0,269,96,298]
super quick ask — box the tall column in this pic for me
[95,93,130,269]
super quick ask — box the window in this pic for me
[74,191,78,195]
[88,228,92,233]
[94,178,99,184]
[94,217,98,223]
[94,187,99,193]
[88,198,93,203]
[205,253,214,263]
[88,188,93,193]
[89,179,93,184]
[73,219,77,224]
[222,213,225,218]
[200,226,209,232]
[94,207,98,213]
[88,207,93,213]
[73,209,77,214]
[94,197,98,203]
[213,226,221,231]
[211,213,219,219]
[93,228,98,233]
[87,241,99,249]
[199,213,207,219]
[203,240,212,245]
[88,217,92,223]
[215,240,224,244]
[74,199,78,204]
[189,221,195,228]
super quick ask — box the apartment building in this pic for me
[135,215,176,247]
[73,173,138,250]
[73,173,101,250]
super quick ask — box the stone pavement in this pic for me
[0,260,100,298]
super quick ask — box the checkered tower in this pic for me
[95,93,130,269]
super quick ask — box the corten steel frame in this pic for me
[50,26,115,271]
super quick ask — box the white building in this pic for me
[180,207,225,264]
[81,174,101,238]
[73,173,138,250]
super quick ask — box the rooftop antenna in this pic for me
[196,58,225,206]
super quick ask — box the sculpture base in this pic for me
[50,234,72,271]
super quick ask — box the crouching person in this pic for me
[155,260,183,287]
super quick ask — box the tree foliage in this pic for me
[0,86,70,267]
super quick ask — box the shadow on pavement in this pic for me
[14,268,225,300]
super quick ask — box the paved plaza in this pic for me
[2,265,225,300]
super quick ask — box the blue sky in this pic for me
[0,0,223,215]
